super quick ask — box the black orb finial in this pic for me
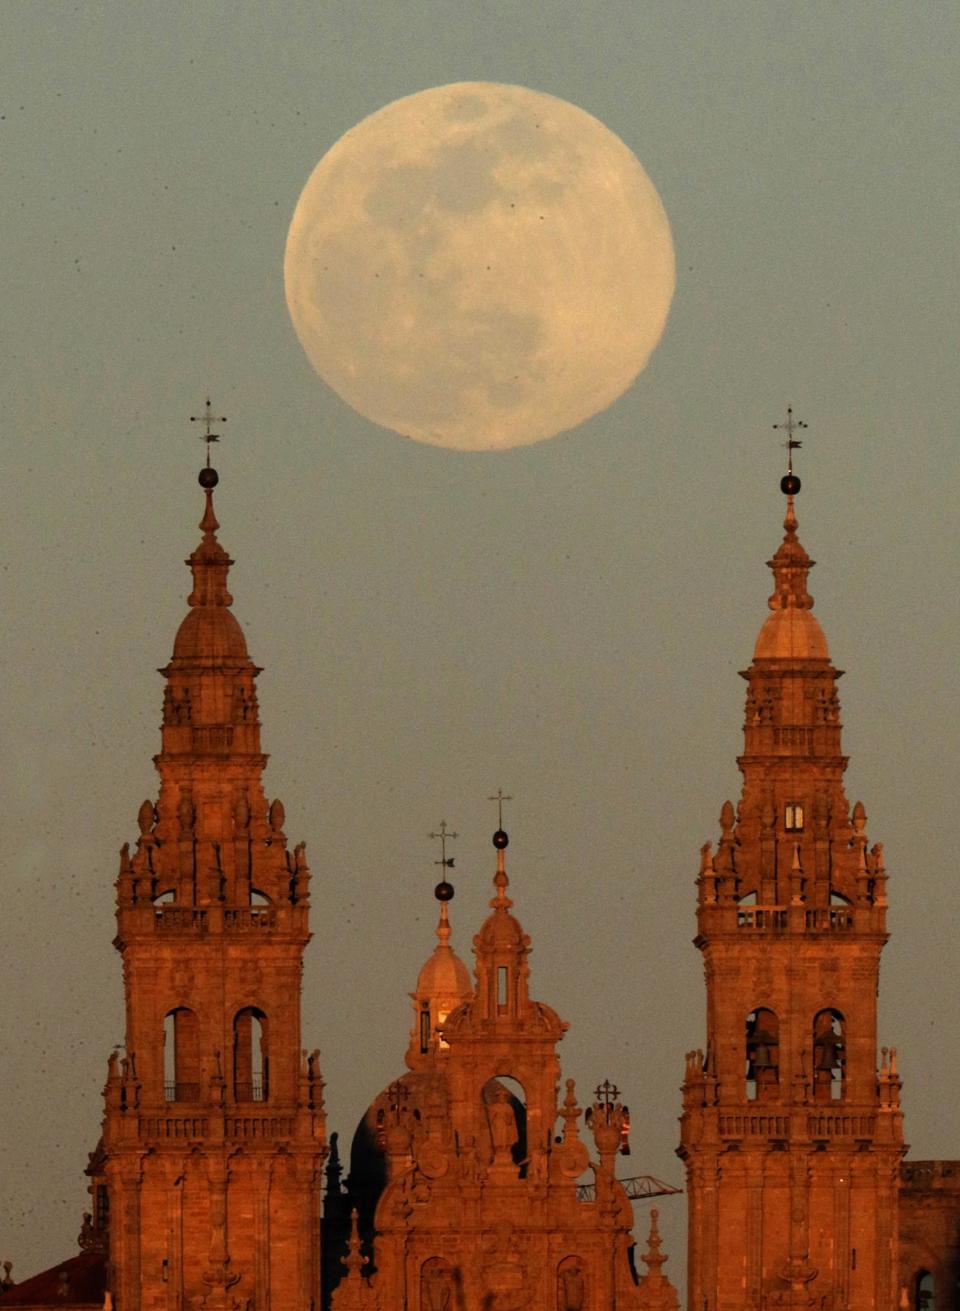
[198,466,219,489]
[493,828,509,850]
[780,471,801,496]
[434,879,454,902]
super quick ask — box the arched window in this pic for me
[233,1008,268,1102]
[745,1008,780,1101]
[163,1007,200,1102]
[250,888,271,906]
[557,1257,586,1311]
[914,1270,934,1311]
[813,1009,845,1101]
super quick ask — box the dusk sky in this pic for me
[3,3,959,1291]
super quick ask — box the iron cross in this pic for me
[594,1079,621,1106]
[190,398,227,468]
[488,788,513,829]
[773,405,807,475]
[429,820,458,870]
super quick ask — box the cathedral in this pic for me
[2,436,959,1311]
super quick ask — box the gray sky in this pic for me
[2,2,959,1292]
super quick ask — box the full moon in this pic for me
[284,82,675,451]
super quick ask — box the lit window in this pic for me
[785,803,804,832]
[419,1006,430,1054]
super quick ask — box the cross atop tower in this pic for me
[488,788,513,830]
[190,398,227,471]
[428,820,457,871]
[773,405,807,495]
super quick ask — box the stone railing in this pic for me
[154,908,208,932]
[804,907,854,931]
[719,1113,791,1139]
[736,906,788,930]
[139,1115,209,1140]
[223,907,277,931]
[806,1112,875,1139]
[225,1113,295,1141]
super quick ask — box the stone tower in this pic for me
[100,471,327,1310]
[329,826,674,1311]
[678,482,904,1311]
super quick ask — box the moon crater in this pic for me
[285,82,675,451]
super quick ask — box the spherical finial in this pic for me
[492,828,509,850]
[780,472,801,496]
[434,879,454,902]
[198,466,219,489]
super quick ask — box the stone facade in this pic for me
[323,834,672,1311]
[74,487,325,1311]
[3,470,960,1311]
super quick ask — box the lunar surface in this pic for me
[284,82,675,451]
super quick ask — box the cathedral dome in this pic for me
[475,907,527,950]
[753,606,828,661]
[417,941,472,1001]
[172,606,249,661]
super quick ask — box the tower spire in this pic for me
[102,420,326,1310]
[680,439,902,1311]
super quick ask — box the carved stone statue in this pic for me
[423,1262,454,1311]
[487,1086,518,1161]
[558,1262,585,1311]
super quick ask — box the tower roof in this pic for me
[752,496,829,661]
[416,897,472,1002]
[170,488,250,664]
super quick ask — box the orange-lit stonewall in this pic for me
[325,826,679,1311]
[96,473,326,1309]
[679,483,904,1310]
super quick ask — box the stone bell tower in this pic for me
[678,447,904,1311]
[100,434,326,1311]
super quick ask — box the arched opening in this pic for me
[163,1007,200,1102]
[482,1075,527,1174]
[745,1008,780,1101]
[233,1007,268,1102]
[813,1009,845,1101]
[557,1257,587,1311]
[250,888,271,906]
[914,1270,934,1311]
[153,888,176,906]
[420,1258,456,1311]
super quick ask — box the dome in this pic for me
[417,942,472,1001]
[172,606,249,662]
[753,607,828,661]
[476,907,527,951]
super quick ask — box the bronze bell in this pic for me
[750,1043,776,1070]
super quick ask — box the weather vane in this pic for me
[190,398,227,486]
[772,405,806,496]
[428,820,457,871]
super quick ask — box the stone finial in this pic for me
[766,498,815,613]
[186,490,234,609]
[342,1208,368,1279]
[636,1207,679,1310]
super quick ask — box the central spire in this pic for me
[753,429,828,662]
